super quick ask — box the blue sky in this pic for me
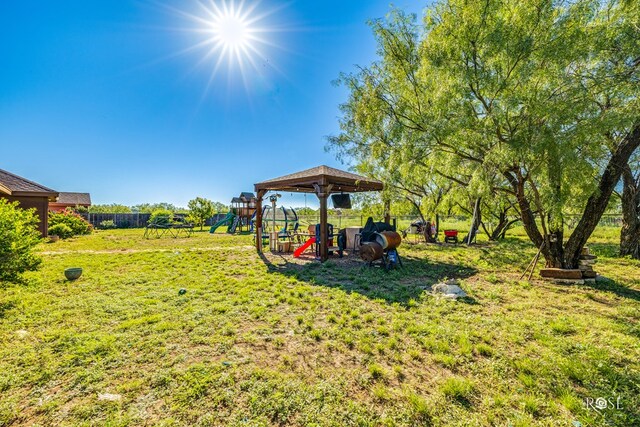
[0,1,422,208]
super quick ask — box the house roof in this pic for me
[52,192,92,206]
[0,168,59,200]
[255,165,384,194]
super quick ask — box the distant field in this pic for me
[0,228,638,426]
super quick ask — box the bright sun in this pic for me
[211,11,250,50]
[166,0,285,94]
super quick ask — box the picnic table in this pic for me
[143,217,194,239]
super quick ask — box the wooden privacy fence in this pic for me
[83,213,151,228]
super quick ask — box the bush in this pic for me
[148,209,174,226]
[49,209,92,237]
[0,199,42,282]
[48,223,73,239]
[99,220,116,229]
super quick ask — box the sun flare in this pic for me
[210,10,250,50]
[165,0,286,95]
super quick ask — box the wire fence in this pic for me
[83,212,624,230]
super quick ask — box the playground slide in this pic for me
[293,237,316,258]
[209,212,235,234]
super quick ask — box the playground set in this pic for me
[210,192,301,243]
[210,192,258,234]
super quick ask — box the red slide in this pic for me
[293,237,316,258]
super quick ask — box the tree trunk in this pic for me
[483,207,515,241]
[563,124,640,268]
[463,198,481,244]
[507,125,640,268]
[504,170,547,257]
[620,163,640,259]
[499,219,520,239]
[546,221,564,268]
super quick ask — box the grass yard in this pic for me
[1,228,639,426]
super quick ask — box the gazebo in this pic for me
[254,165,384,261]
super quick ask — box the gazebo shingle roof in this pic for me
[255,165,383,193]
[0,168,58,199]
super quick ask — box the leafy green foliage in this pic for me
[187,197,215,230]
[330,0,640,266]
[148,209,174,226]
[99,220,117,229]
[132,203,186,213]
[48,223,73,239]
[212,201,229,213]
[0,199,41,282]
[49,209,92,237]
[89,204,132,214]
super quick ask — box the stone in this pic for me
[431,281,467,299]
[98,393,121,402]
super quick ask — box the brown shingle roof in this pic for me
[53,192,91,206]
[0,168,58,199]
[255,165,383,193]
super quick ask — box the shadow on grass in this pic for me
[587,242,621,258]
[583,276,640,302]
[0,299,17,319]
[259,252,478,306]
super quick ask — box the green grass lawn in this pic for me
[1,228,638,426]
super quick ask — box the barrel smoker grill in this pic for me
[360,231,403,271]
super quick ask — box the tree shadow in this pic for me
[258,252,478,306]
[587,242,621,258]
[0,299,16,319]
[582,276,640,302]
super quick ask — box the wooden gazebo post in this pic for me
[314,183,333,262]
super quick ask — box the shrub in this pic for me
[148,209,174,226]
[49,209,92,236]
[99,220,116,229]
[48,223,73,239]
[0,199,42,282]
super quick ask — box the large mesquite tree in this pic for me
[621,154,640,258]
[330,0,640,268]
